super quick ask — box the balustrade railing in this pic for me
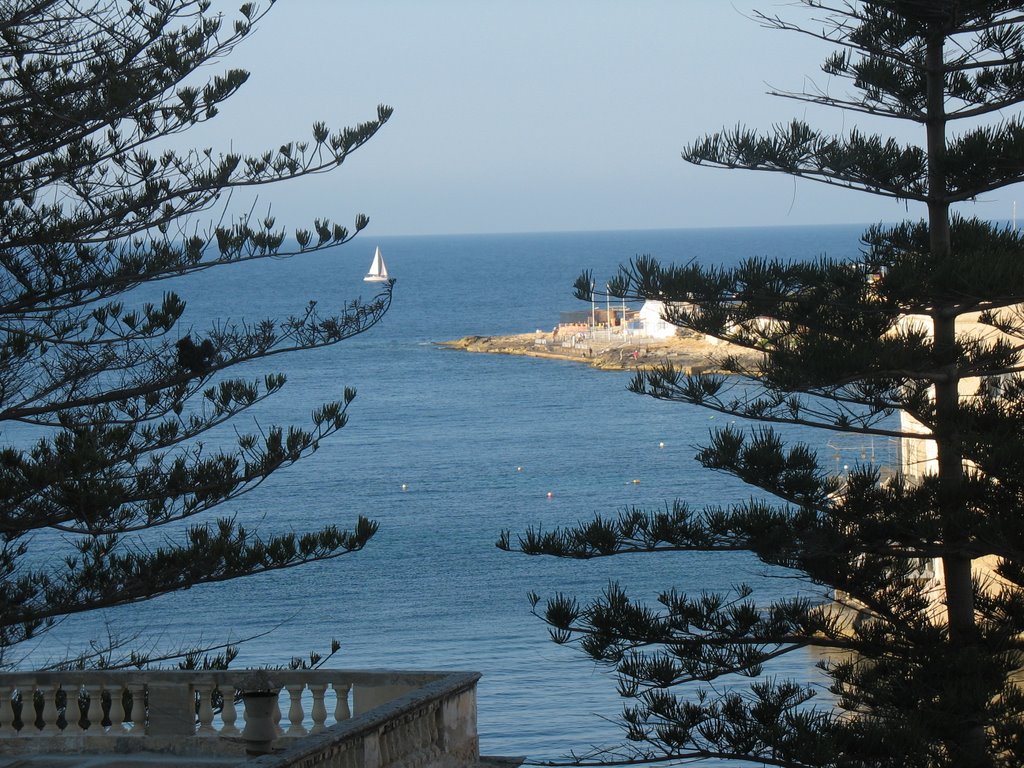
[0,668,480,767]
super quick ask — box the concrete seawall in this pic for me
[437,332,754,373]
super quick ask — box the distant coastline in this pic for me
[438,331,754,373]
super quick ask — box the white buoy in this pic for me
[401,483,408,491]
[658,441,665,449]
[546,491,554,498]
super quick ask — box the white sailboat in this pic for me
[363,246,390,282]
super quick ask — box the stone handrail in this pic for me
[0,668,481,766]
[247,671,481,768]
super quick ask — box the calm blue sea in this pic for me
[22,224,893,761]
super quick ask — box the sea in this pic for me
[19,224,896,762]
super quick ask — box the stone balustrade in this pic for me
[0,668,481,767]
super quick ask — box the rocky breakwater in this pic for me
[438,332,756,373]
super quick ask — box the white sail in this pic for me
[363,246,390,282]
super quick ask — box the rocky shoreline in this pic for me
[438,332,753,373]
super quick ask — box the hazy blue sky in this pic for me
[202,1,1022,237]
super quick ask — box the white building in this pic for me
[637,300,679,339]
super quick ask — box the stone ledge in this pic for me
[438,334,755,373]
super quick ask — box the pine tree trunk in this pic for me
[925,26,989,768]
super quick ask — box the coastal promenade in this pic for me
[439,332,754,373]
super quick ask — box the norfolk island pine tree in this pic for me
[0,0,392,667]
[501,3,1024,766]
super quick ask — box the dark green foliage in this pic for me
[502,3,1024,766]
[0,0,391,665]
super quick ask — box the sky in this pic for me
[195,0,1024,237]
